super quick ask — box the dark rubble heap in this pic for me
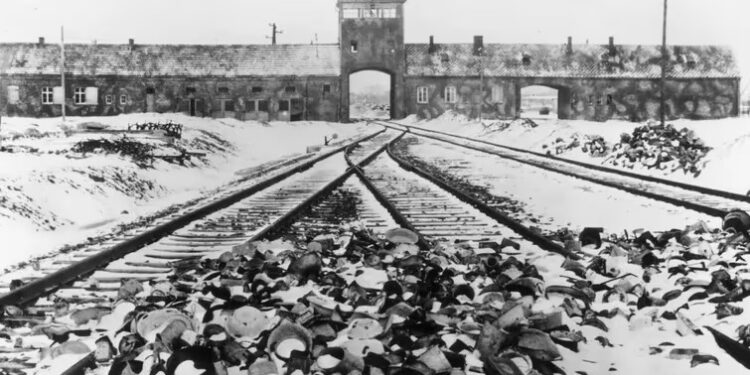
[6,220,750,375]
[605,122,712,176]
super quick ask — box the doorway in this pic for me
[349,70,393,120]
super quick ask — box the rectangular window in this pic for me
[218,86,229,94]
[343,8,359,18]
[120,95,128,105]
[105,95,113,105]
[146,87,156,94]
[444,86,457,103]
[251,86,263,93]
[186,87,196,94]
[382,8,397,18]
[323,84,331,94]
[491,86,504,103]
[351,41,358,53]
[7,86,19,104]
[247,100,257,112]
[73,87,86,104]
[223,100,235,112]
[53,86,64,104]
[258,100,269,112]
[285,86,296,94]
[41,87,54,104]
[417,87,429,104]
[85,87,98,105]
[279,100,290,111]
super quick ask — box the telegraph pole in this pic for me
[267,23,283,45]
[660,0,668,126]
[60,25,66,122]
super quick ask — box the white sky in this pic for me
[1,0,748,92]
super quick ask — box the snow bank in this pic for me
[0,114,367,267]
[404,113,750,195]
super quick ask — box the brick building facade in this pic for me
[0,0,740,122]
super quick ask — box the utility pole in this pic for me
[60,25,66,122]
[267,23,283,45]
[660,0,668,126]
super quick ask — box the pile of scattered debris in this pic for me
[11,216,750,375]
[604,122,712,176]
[482,118,539,133]
[542,134,609,157]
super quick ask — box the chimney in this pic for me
[566,36,573,55]
[473,35,484,56]
[428,35,436,54]
[128,38,135,51]
[37,37,45,47]
[608,36,615,55]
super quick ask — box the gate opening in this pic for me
[520,85,559,119]
[349,70,392,120]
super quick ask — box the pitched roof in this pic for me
[0,43,341,77]
[406,43,739,79]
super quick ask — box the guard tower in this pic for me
[338,0,407,121]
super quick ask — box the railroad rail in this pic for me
[0,129,401,374]
[6,124,614,374]
[374,120,750,218]
[349,133,578,259]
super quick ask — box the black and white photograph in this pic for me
[1,0,750,374]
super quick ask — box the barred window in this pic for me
[417,87,429,104]
[444,86,457,103]
[41,87,54,104]
[73,87,86,104]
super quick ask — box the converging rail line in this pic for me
[0,125,597,374]
[374,120,750,218]
[0,129,402,374]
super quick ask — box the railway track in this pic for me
[0,129,401,374]
[374,120,750,218]
[4,125,592,374]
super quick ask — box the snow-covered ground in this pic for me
[405,137,715,234]
[400,113,750,195]
[0,114,367,267]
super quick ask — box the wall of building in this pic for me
[0,74,341,121]
[403,76,739,121]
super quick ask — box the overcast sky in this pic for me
[2,0,748,92]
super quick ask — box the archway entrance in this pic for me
[520,85,559,119]
[349,70,393,120]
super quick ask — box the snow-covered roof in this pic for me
[406,43,740,79]
[0,43,342,77]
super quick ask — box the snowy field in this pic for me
[401,113,750,195]
[0,114,367,268]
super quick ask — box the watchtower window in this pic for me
[343,8,359,18]
[351,41,358,53]
[381,8,397,18]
